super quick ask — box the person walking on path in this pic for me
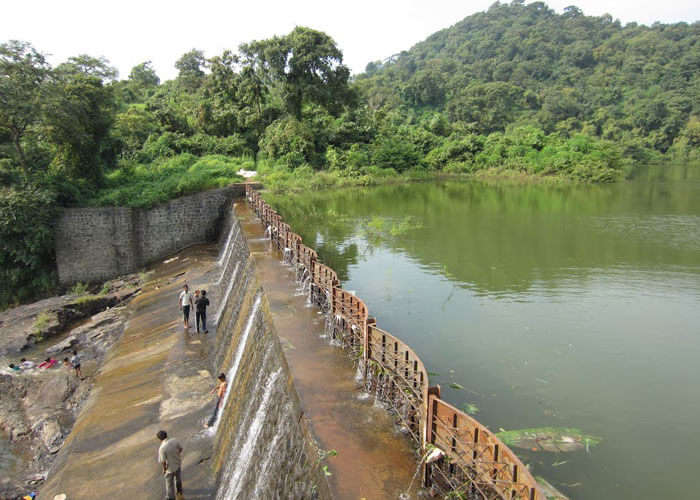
[195,290,210,334]
[207,373,227,427]
[178,284,194,331]
[70,350,83,380]
[157,430,184,500]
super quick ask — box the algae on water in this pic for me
[496,427,601,453]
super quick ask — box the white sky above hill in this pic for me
[2,0,697,81]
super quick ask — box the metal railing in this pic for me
[245,185,543,500]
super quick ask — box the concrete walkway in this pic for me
[41,246,220,500]
[237,202,417,500]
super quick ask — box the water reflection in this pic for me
[268,164,700,296]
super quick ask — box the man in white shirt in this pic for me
[178,284,194,331]
[157,430,183,500]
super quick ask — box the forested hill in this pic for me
[356,1,699,157]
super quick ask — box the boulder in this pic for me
[36,418,63,453]
[45,335,79,355]
[0,374,30,440]
[26,372,78,411]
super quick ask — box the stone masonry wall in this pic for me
[56,185,245,284]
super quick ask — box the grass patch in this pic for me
[69,282,89,295]
[73,294,102,305]
[32,311,56,336]
[88,154,248,208]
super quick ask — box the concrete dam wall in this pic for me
[55,185,248,285]
[209,208,331,499]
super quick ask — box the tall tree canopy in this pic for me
[241,27,353,119]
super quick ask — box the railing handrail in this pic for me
[243,184,543,500]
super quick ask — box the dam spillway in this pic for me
[236,203,418,498]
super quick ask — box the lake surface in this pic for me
[267,164,700,500]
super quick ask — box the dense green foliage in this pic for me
[1,2,698,305]
[356,1,699,161]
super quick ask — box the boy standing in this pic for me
[71,350,83,380]
[207,373,227,427]
[178,284,194,331]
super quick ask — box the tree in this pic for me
[0,41,50,172]
[176,49,206,90]
[241,27,353,120]
[56,55,118,82]
[129,61,160,87]
[43,69,116,186]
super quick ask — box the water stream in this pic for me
[217,367,282,500]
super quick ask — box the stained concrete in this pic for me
[41,245,220,500]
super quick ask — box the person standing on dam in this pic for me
[157,430,184,500]
[195,290,209,334]
[178,284,194,331]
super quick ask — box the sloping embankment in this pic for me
[40,204,329,499]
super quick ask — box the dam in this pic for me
[37,187,545,499]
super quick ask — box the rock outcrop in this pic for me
[0,279,137,499]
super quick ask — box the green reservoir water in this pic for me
[268,164,700,500]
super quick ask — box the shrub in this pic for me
[0,185,57,308]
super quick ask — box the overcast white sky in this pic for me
[2,0,698,81]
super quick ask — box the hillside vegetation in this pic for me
[356,1,699,164]
[1,1,698,305]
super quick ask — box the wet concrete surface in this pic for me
[41,246,221,500]
[237,202,417,500]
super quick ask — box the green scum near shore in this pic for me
[496,427,602,453]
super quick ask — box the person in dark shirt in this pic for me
[195,290,210,334]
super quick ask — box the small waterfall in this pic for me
[282,247,293,265]
[217,367,283,500]
[250,402,293,498]
[210,294,262,435]
[216,226,241,287]
[217,221,238,267]
[214,262,240,325]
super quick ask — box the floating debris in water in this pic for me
[496,427,602,453]
[163,257,179,264]
[449,382,464,390]
[461,403,479,415]
[551,460,568,467]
